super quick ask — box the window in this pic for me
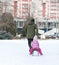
[18,21,23,28]
[17,21,23,28]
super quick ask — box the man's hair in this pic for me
[31,18,35,22]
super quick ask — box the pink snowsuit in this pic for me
[29,39,43,55]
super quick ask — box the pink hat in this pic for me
[33,35,38,40]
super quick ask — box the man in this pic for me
[23,19,38,48]
[23,18,38,49]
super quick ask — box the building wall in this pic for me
[42,0,59,22]
[13,0,32,18]
[30,0,42,22]
[0,0,59,22]
[14,1,17,17]
[21,0,29,18]
[2,0,14,17]
[0,2,3,18]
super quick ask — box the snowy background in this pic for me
[0,39,59,65]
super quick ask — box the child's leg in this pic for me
[29,48,34,54]
[37,48,43,55]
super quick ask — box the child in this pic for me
[29,35,43,55]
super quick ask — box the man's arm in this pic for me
[35,24,38,35]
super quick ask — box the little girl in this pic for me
[29,35,43,55]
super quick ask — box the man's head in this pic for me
[31,18,35,23]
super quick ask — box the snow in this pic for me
[0,39,59,65]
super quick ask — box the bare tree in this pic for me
[1,12,17,36]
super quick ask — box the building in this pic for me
[42,0,59,22]
[30,0,42,22]
[0,0,59,21]
[0,0,59,34]
[12,0,32,18]
[0,1,3,19]
[38,0,59,32]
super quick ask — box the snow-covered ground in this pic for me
[0,39,59,65]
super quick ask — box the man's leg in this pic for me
[28,38,33,49]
